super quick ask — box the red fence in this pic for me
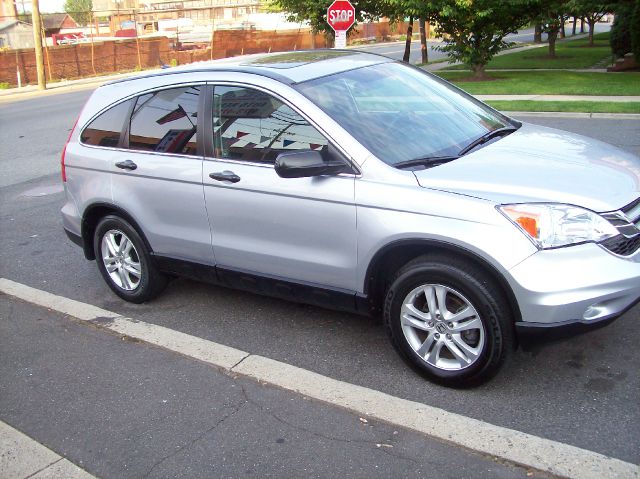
[0,20,414,86]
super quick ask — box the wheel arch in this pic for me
[362,239,522,324]
[81,202,153,260]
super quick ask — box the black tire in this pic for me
[93,215,167,303]
[383,254,514,388]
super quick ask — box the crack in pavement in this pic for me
[139,398,247,479]
[239,385,428,468]
[24,458,64,479]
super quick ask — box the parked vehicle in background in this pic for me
[61,50,640,387]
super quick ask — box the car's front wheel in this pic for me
[384,255,514,387]
[94,215,167,303]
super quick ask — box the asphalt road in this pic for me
[354,23,611,64]
[0,89,639,468]
[3,296,545,478]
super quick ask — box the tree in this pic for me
[571,0,616,46]
[537,0,570,58]
[272,0,389,41]
[403,17,413,62]
[431,0,538,79]
[64,0,93,26]
[534,23,543,42]
[610,0,635,57]
[418,17,429,63]
[631,0,640,60]
[385,0,438,63]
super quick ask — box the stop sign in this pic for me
[327,0,355,32]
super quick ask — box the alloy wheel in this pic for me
[400,284,485,371]
[100,229,142,291]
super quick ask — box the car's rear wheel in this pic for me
[94,215,167,303]
[384,255,514,387]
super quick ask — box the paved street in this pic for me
[1,86,639,477]
[3,296,544,479]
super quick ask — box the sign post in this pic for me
[327,0,355,49]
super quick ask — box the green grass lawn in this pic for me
[435,70,640,95]
[444,31,613,70]
[486,100,640,113]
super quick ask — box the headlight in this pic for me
[498,203,618,249]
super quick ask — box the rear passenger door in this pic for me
[109,85,214,266]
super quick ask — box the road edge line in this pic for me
[1,278,638,479]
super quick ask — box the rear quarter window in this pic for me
[128,86,200,156]
[80,99,133,148]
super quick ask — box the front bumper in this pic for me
[507,242,640,339]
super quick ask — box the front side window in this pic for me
[128,86,200,155]
[81,99,133,147]
[212,86,328,164]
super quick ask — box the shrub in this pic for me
[610,2,634,57]
[632,0,640,61]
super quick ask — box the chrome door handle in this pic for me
[209,171,241,183]
[115,160,137,171]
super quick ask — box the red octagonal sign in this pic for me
[327,0,355,32]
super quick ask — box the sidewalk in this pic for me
[0,422,95,479]
[477,94,640,102]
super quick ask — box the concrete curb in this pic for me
[1,277,638,479]
[0,421,96,479]
[477,94,640,102]
[504,111,640,120]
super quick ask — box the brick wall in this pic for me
[351,20,418,42]
[0,28,330,86]
[0,37,173,85]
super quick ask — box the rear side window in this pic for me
[128,86,200,155]
[80,99,133,147]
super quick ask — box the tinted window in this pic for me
[81,99,132,147]
[212,86,328,164]
[128,86,200,155]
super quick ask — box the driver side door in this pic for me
[202,84,358,294]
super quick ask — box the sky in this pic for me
[15,0,66,14]
[40,0,65,12]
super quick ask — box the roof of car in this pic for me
[106,50,393,86]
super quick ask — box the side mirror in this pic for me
[274,150,349,178]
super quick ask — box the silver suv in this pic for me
[61,51,640,386]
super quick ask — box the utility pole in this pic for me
[31,0,46,90]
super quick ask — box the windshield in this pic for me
[295,62,513,166]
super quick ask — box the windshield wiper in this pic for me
[394,156,459,170]
[458,125,519,157]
